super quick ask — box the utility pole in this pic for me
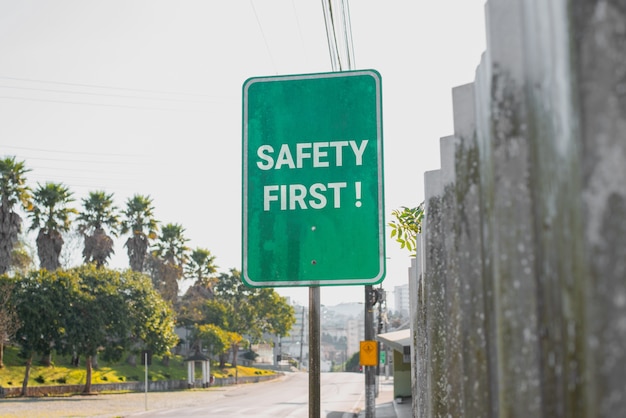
[377,287,390,379]
[376,287,386,392]
[364,285,376,418]
[377,287,383,377]
[299,306,305,370]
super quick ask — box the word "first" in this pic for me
[256,140,369,170]
[263,182,365,211]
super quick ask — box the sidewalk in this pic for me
[359,377,412,418]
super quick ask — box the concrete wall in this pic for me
[412,1,626,417]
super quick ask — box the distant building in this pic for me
[394,284,410,318]
[278,302,308,368]
[346,317,363,356]
[269,300,367,371]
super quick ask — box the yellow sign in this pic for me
[359,340,378,366]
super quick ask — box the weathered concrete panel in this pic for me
[414,234,430,418]
[474,48,501,418]
[486,0,542,416]
[452,83,493,418]
[423,169,445,418]
[440,135,465,417]
[522,1,588,417]
[571,1,626,416]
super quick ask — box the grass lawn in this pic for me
[0,345,274,389]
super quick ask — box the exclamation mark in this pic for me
[355,182,362,207]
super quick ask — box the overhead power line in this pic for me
[291,0,310,67]
[0,84,219,104]
[0,75,235,111]
[0,94,205,112]
[249,0,277,74]
[0,75,214,98]
[0,144,144,159]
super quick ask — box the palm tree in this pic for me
[76,191,119,268]
[0,157,32,274]
[147,223,189,304]
[120,194,158,272]
[152,223,189,268]
[28,182,76,271]
[185,247,218,295]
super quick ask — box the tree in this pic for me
[28,182,76,271]
[200,298,247,367]
[62,266,131,393]
[118,269,178,365]
[225,331,244,369]
[59,266,177,393]
[152,223,189,267]
[148,223,189,303]
[345,351,361,373]
[184,247,218,291]
[177,283,214,328]
[209,269,295,365]
[213,268,248,299]
[177,248,220,326]
[192,323,229,358]
[214,270,295,340]
[9,266,177,395]
[120,194,158,273]
[0,157,32,274]
[0,275,20,368]
[388,203,425,255]
[11,269,71,396]
[76,191,119,267]
[9,237,35,275]
[251,288,296,338]
[145,255,180,305]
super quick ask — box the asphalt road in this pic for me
[0,372,369,418]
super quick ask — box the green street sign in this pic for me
[242,70,385,287]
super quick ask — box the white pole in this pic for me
[144,352,148,410]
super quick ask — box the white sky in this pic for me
[0,0,486,307]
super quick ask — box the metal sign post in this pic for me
[309,286,321,418]
[242,70,384,418]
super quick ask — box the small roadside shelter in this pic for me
[185,351,211,388]
[377,329,412,399]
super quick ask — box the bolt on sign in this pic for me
[242,70,385,287]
